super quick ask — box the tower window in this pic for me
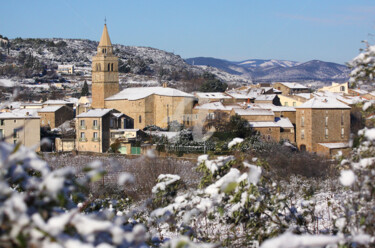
[325,128,329,138]
[111,63,113,71]
[325,116,328,127]
[108,63,110,71]
[301,116,304,127]
[341,127,344,138]
[301,129,305,139]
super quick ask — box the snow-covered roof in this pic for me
[249,121,279,128]
[225,91,257,99]
[279,82,308,89]
[146,131,179,141]
[296,97,351,109]
[195,92,231,99]
[44,100,73,105]
[275,117,294,128]
[37,106,63,113]
[0,109,40,119]
[234,108,274,116]
[194,102,238,111]
[112,113,125,118]
[318,142,350,149]
[111,129,140,132]
[106,87,194,101]
[255,94,277,101]
[20,103,43,107]
[76,108,113,118]
[254,103,296,112]
[294,93,312,99]
[350,89,368,95]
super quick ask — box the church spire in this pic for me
[98,24,112,47]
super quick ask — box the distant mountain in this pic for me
[185,57,350,82]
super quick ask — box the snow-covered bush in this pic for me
[349,41,375,86]
[0,142,151,247]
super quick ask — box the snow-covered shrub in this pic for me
[349,41,375,86]
[152,174,182,209]
[0,142,151,247]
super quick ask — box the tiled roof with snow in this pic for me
[194,102,238,111]
[234,108,275,116]
[350,89,368,95]
[296,97,351,109]
[254,103,296,112]
[294,93,312,99]
[255,94,277,101]
[280,82,308,89]
[318,142,350,149]
[76,109,113,118]
[0,109,40,119]
[106,87,194,101]
[248,121,279,128]
[275,117,294,128]
[225,91,257,99]
[195,92,231,99]
[20,103,43,107]
[44,100,72,105]
[37,106,63,113]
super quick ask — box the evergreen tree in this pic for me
[80,81,89,97]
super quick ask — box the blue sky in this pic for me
[1,0,375,64]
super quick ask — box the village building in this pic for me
[105,86,195,129]
[76,109,126,153]
[295,97,351,157]
[91,24,119,109]
[254,94,281,105]
[348,88,368,97]
[273,82,310,95]
[57,65,75,74]
[43,99,74,110]
[0,110,40,151]
[194,92,234,104]
[37,105,74,129]
[192,102,240,126]
[318,82,348,94]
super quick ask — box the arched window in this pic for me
[108,64,110,71]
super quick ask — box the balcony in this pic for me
[79,137,87,142]
[79,125,87,130]
[92,125,100,130]
[92,137,100,142]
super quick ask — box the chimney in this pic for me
[163,82,167,88]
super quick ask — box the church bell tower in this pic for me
[91,24,119,109]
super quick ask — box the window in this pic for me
[14,120,16,123]
[42,120,45,125]
[301,129,305,139]
[80,132,85,140]
[93,132,98,139]
[285,102,289,106]
[325,116,328,127]
[80,120,85,127]
[293,102,296,107]
[93,120,98,127]
[111,63,113,71]
[325,128,329,138]
[341,111,344,125]
[301,116,304,127]
[0,129,3,139]
[0,120,4,126]
[13,129,18,139]
[341,127,344,138]
[108,63,110,71]
[340,86,345,92]
[139,115,142,123]
[187,117,190,125]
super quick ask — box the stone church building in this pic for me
[90,24,195,130]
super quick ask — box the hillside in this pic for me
[0,38,251,91]
[185,57,350,83]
